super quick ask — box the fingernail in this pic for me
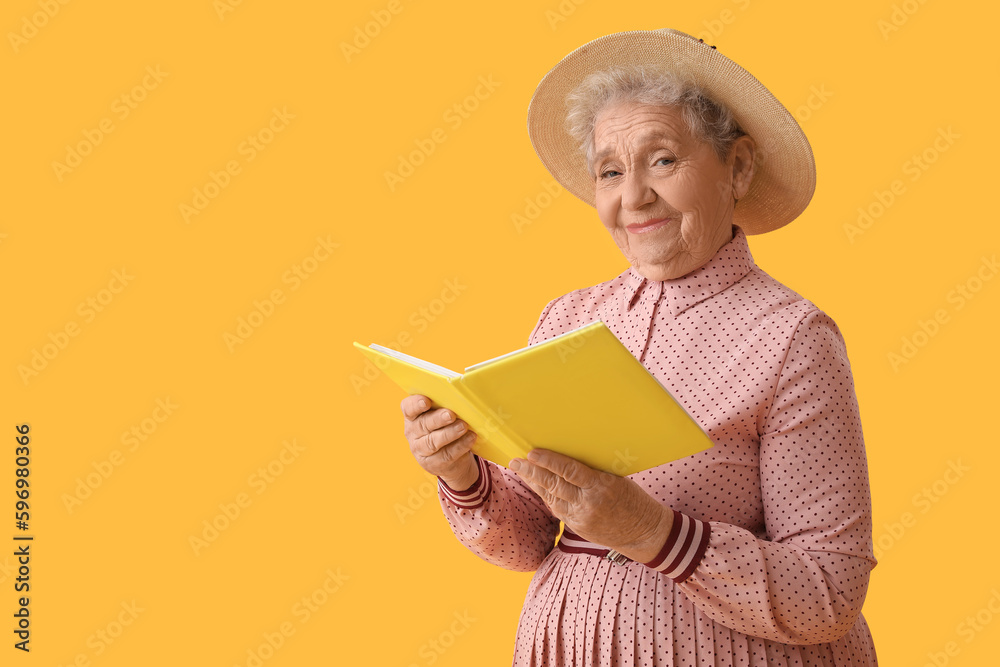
[509,459,521,471]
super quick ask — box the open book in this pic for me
[353,320,713,476]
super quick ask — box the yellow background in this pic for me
[2,0,997,664]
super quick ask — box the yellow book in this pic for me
[353,320,713,476]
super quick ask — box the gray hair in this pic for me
[565,66,747,173]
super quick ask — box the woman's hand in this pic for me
[510,448,672,563]
[401,394,479,490]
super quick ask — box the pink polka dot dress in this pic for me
[436,225,878,666]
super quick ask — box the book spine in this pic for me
[451,378,530,465]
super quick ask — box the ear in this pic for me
[729,135,756,201]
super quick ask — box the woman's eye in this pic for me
[599,169,621,179]
[656,157,674,166]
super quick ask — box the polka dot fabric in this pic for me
[436,226,877,666]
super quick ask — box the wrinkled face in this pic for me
[592,101,752,281]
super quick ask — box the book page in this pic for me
[463,319,601,372]
[369,344,461,378]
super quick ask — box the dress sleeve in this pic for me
[437,455,561,572]
[640,308,877,645]
[434,296,564,572]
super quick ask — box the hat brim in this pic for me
[526,29,816,235]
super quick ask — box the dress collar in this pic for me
[621,225,756,317]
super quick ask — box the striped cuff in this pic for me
[642,510,711,582]
[437,455,492,509]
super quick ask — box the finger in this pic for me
[420,408,461,441]
[516,471,569,517]
[526,448,601,489]
[512,458,581,504]
[433,431,477,464]
[417,419,470,457]
[405,406,455,441]
[416,405,460,435]
[432,407,458,430]
[400,394,432,420]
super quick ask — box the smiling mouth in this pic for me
[626,218,670,234]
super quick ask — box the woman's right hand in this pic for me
[401,394,480,490]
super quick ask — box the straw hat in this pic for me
[526,29,815,235]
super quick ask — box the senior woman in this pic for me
[400,29,876,666]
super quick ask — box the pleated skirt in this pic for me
[511,549,877,667]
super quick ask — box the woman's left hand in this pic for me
[509,448,672,563]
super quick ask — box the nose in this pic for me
[621,170,657,211]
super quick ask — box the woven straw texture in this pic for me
[526,29,816,234]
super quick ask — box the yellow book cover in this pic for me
[354,321,714,476]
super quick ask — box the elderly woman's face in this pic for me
[592,101,753,281]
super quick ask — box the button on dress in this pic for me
[436,225,878,666]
